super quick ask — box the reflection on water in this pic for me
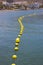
[0,9,43,65]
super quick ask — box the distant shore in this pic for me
[0,8,43,12]
[0,9,30,12]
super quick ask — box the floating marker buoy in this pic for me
[20,31,23,35]
[16,38,20,43]
[20,17,22,20]
[18,35,21,38]
[18,19,21,22]
[22,16,24,18]
[15,43,19,46]
[11,63,16,65]
[20,32,22,35]
[12,55,17,59]
[14,47,19,51]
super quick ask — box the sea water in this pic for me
[0,9,43,65]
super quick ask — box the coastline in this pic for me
[0,8,43,12]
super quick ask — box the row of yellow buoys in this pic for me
[11,16,24,65]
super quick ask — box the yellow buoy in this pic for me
[18,19,21,22]
[18,35,21,38]
[20,33,22,35]
[20,31,23,35]
[16,38,20,43]
[22,16,24,18]
[15,43,19,46]
[14,47,19,51]
[11,63,16,65]
[19,17,22,20]
[12,55,17,59]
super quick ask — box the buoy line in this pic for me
[18,16,24,35]
[11,13,36,65]
[11,16,24,65]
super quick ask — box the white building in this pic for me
[12,1,28,5]
[2,1,9,5]
[33,2,41,8]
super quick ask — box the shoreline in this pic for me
[0,8,43,12]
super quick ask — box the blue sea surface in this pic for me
[0,9,43,65]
